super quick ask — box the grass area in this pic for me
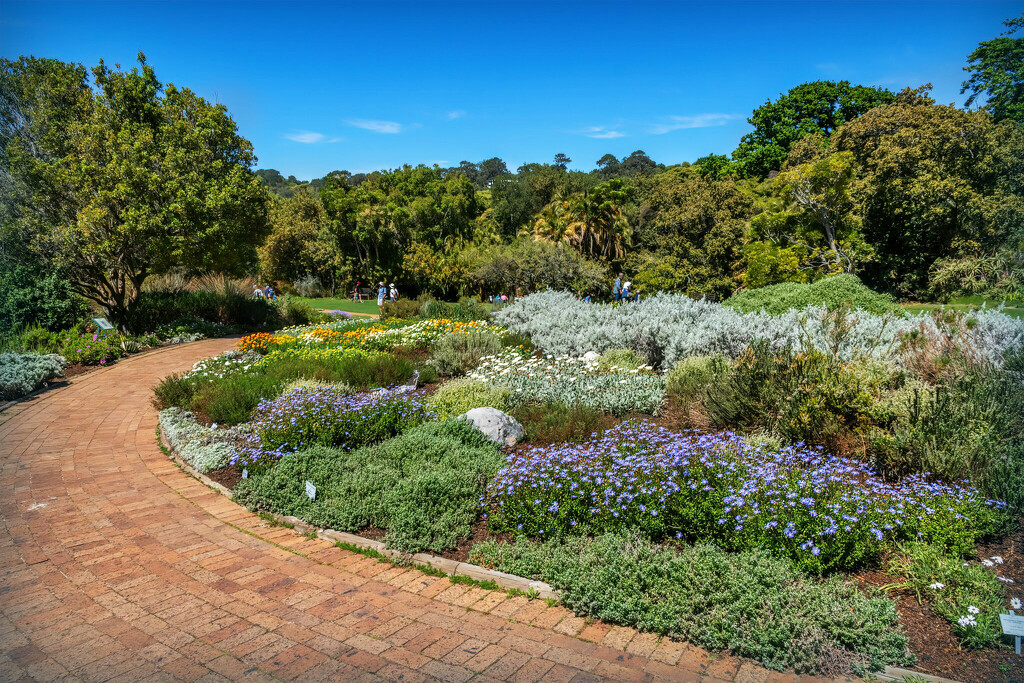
[902,295,1024,319]
[291,297,382,315]
[293,296,500,315]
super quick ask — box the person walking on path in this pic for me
[377,281,387,313]
[389,282,398,302]
[612,273,623,302]
[252,284,264,298]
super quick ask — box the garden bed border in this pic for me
[157,427,558,600]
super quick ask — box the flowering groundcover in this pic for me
[483,421,1009,573]
[235,385,434,472]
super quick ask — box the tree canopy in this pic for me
[1,53,269,327]
[731,80,896,178]
[962,13,1024,123]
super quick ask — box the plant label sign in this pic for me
[305,481,316,500]
[92,317,115,331]
[1003,613,1024,636]
[242,469,248,479]
[1002,612,1023,655]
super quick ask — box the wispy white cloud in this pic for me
[580,125,626,139]
[347,119,403,134]
[284,130,341,144]
[447,110,465,120]
[649,113,739,134]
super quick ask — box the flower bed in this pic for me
[235,385,434,471]
[483,421,1008,572]
[469,350,665,415]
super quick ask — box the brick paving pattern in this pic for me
[0,339,858,682]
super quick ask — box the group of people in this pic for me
[251,283,276,300]
[349,280,399,305]
[612,273,639,302]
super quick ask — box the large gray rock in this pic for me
[458,407,525,447]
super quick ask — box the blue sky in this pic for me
[1,1,1016,179]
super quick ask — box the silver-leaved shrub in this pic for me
[0,352,67,400]
[159,406,251,473]
[496,291,1024,369]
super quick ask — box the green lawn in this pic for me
[902,295,1024,319]
[293,297,500,316]
[292,297,382,315]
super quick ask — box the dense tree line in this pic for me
[2,14,1022,331]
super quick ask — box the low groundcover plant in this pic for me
[234,385,434,471]
[482,420,1008,573]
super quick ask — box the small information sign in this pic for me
[92,317,115,331]
[242,468,248,479]
[305,481,317,500]
[1002,612,1024,655]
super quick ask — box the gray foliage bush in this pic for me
[497,291,1024,369]
[0,352,66,400]
[159,407,251,473]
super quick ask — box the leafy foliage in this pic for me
[427,377,512,418]
[470,533,913,675]
[233,419,503,553]
[1,54,270,327]
[725,275,898,316]
[961,14,1024,123]
[429,330,504,377]
[732,80,896,178]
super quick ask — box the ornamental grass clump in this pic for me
[235,385,433,471]
[483,421,1008,573]
[470,349,665,415]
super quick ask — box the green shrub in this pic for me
[59,330,125,365]
[261,352,413,389]
[277,295,328,326]
[153,372,200,410]
[887,543,1006,649]
[725,274,898,316]
[191,373,285,425]
[869,351,1024,507]
[233,419,502,554]
[419,298,490,321]
[1,324,61,354]
[703,342,897,457]
[380,298,421,321]
[501,331,533,351]
[0,262,89,336]
[596,348,645,371]
[665,354,729,406]
[429,331,504,377]
[470,533,913,675]
[510,401,614,444]
[429,378,512,418]
[128,289,279,334]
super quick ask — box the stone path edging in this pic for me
[157,428,558,600]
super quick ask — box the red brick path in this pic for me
[0,340,851,682]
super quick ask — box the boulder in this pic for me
[582,351,600,362]
[457,407,525,447]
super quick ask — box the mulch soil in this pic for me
[856,524,1024,683]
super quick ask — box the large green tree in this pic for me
[628,167,752,298]
[1,53,269,328]
[962,14,1024,123]
[732,81,895,178]
[832,87,1024,298]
